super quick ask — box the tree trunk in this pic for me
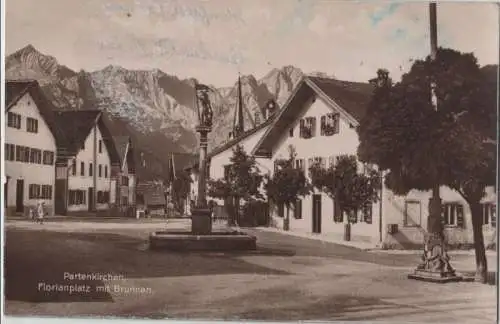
[234,197,241,226]
[284,204,290,231]
[469,200,488,283]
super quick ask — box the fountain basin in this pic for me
[149,230,257,251]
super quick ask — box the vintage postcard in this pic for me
[2,0,499,323]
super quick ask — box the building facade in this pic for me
[54,110,120,215]
[110,136,136,212]
[251,75,496,248]
[4,80,59,216]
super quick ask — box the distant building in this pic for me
[111,136,136,212]
[168,152,198,215]
[4,80,60,216]
[53,110,120,215]
[136,181,167,216]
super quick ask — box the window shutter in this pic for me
[491,204,496,227]
[334,114,340,134]
[456,204,464,228]
[364,203,373,224]
[294,199,302,219]
[320,116,325,136]
[299,119,305,138]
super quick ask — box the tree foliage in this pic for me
[357,48,497,283]
[171,170,192,213]
[309,154,381,221]
[265,145,311,211]
[358,48,496,196]
[207,145,264,224]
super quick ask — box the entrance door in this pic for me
[15,179,24,213]
[312,194,322,233]
[88,187,94,211]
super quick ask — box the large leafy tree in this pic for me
[264,146,311,230]
[309,155,381,224]
[207,145,264,225]
[357,48,496,283]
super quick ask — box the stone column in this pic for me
[191,125,212,235]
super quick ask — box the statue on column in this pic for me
[198,89,213,128]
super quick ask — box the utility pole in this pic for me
[408,2,461,283]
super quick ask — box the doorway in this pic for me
[312,194,322,233]
[88,187,94,211]
[15,179,24,213]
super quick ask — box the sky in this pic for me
[5,0,499,87]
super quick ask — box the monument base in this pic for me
[408,270,462,283]
[191,208,212,235]
[408,231,463,283]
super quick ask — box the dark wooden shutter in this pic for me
[334,114,340,134]
[363,203,373,224]
[491,204,496,227]
[456,204,464,228]
[294,199,302,219]
[320,115,326,136]
[299,119,305,138]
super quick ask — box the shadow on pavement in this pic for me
[5,228,289,304]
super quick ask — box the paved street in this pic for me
[4,219,497,323]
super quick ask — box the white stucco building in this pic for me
[53,110,120,215]
[210,75,496,249]
[4,80,60,216]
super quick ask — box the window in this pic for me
[105,165,108,178]
[254,112,261,125]
[97,191,110,204]
[98,164,102,177]
[29,184,41,199]
[72,160,77,176]
[80,162,85,176]
[361,203,373,224]
[295,158,305,172]
[277,203,284,218]
[122,196,129,206]
[7,112,21,129]
[289,127,294,137]
[299,117,316,138]
[15,146,30,162]
[98,140,102,153]
[41,185,52,199]
[294,199,302,219]
[312,157,326,169]
[5,144,15,161]
[404,200,422,227]
[122,176,129,186]
[442,203,464,227]
[42,151,54,165]
[328,155,338,169]
[224,165,231,180]
[320,113,340,136]
[69,190,86,205]
[482,203,496,226]
[29,148,42,164]
[26,117,38,133]
[89,163,93,176]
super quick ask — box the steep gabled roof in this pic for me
[252,75,374,156]
[112,135,133,171]
[207,107,278,160]
[5,79,64,145]
[53,110,120,163]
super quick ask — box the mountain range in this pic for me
[5,45,305,157]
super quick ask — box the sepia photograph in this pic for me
[2,0,499,323]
